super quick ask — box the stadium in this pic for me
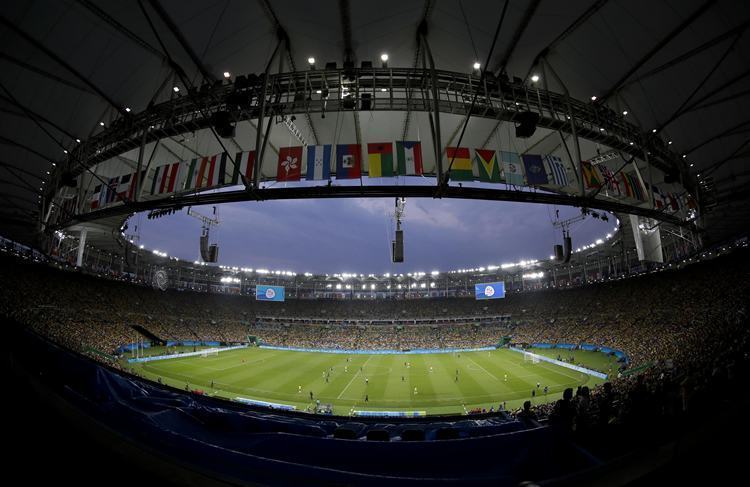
[1,0,749,484]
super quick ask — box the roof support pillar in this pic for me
[419,29,444,187]
[252,38,283,190]
[543,58,584,196]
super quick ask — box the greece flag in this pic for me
[306,144,332,180]
[474,282,506,300]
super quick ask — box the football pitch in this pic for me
[125,347,616,416]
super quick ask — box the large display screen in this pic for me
[255,285,285,302]
[474,282,505,300]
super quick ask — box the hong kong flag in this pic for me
[277,146,303,181]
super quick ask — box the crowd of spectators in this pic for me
[1,245,748,430]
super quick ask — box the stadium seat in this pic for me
[400,429,425,441]
[366,430,390,441]
[332,427,357,439]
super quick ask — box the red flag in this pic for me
[277,146,303,181]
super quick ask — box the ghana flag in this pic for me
[367,142,394,177]
[446,147,473,181]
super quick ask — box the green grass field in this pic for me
[124,347,615,416]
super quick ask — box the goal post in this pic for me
[523,352,540,364]
[201,349,219,358]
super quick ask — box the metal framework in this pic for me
[63,66,683,180]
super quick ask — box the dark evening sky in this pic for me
[135,198,614,274]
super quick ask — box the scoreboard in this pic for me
[474,282,505,300]
[256,285,285,302]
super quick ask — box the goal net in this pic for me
[523,352,540,364]
[201,349,219,358]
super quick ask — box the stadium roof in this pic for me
[1,0,749,246]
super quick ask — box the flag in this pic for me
[193,156,214,189]
[105,177,119,204]
[500,151,525,185]
[522,154,548,185]
[90,184,102,209]
[546,155,569,187]
[215,153,233,186]
[475,149,501,182]
[396,141,424,175]
[182,157,200,190]
[446,147,472,180]
[581,160,602,189]
[667,192,680,211]
[367,142,394,177]
[306,145,331,180]
[652,184,666,209]
[277,146,303,181]
[335,144,362,179]
[619,171,634,198]
[625,172,645,201]
[150,162,182,195]
[116,173,132,200]
[232,151,255,185]
[599,165,621,195]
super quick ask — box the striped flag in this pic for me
[396,141,423,175]
[105,177,119,204]
[335,144,362,179]
[500,151,525,185]
[232,151,255,185]
[182,157,200,190]
[475,149,501,182]
[306,145,331,180]
[194,156,214,189]
[90,184,102,209]
[367,142,394,177]
[150,162,182,195]
[625,172,645,201]
[277,146,303,181]
[116,173,132,200]
[546,155,569,187]
[214,153,233,186]
[446,147,472,181]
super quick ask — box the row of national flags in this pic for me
[88,142,691,213]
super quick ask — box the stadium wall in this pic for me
[258,345,496,355]
[127,345,247,363]
[509,348,608,380]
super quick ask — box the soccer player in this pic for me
[298,385,302,393]
[543,385,549,395]
[365,394,368,402]
[504,374,508,382]
[413,387,418,395]
[537,382,540,389]
[402,376,405,381]
[310,391,314,401]
[365,378,369,385]
[211,380,214,388]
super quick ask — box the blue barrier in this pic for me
[116,342,152,353]
[554,343,576,350]
[258,345,496,355]
[530,343,554,349]
[166,340,221,347]
[524,343,629,364]
[579,344,598,351]
[509,348,608,380]
[127,345,247,363]
[234,397,296,411]
[353,410,427,418]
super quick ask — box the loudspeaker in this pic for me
[360,93,372,110]
[515,111,540,138]
[554,244,564,262]
[199,234,209,261]
[392,230,404,263]
[342,94,355,109]
[207,244,219,263]
[563,236,572,263]
[212,110,235,138]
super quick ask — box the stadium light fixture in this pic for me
[75,138,81,143]
[473,61,481,70]
[380,53,388,67]
[307,57,315,69]
[223,71,231,78]
[590,95,597,101]
[63,149,68,154]
[530,74,540,83]
[431,271,439,276]
[652,129,657,133]
[173,86,180,93]
[622,110,628,116]
[99,121,105,126]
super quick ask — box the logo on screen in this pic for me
[265,288,276,299]
[484,285,495,297]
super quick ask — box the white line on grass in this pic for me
[337,355,373,400]
[465,356,499,381]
